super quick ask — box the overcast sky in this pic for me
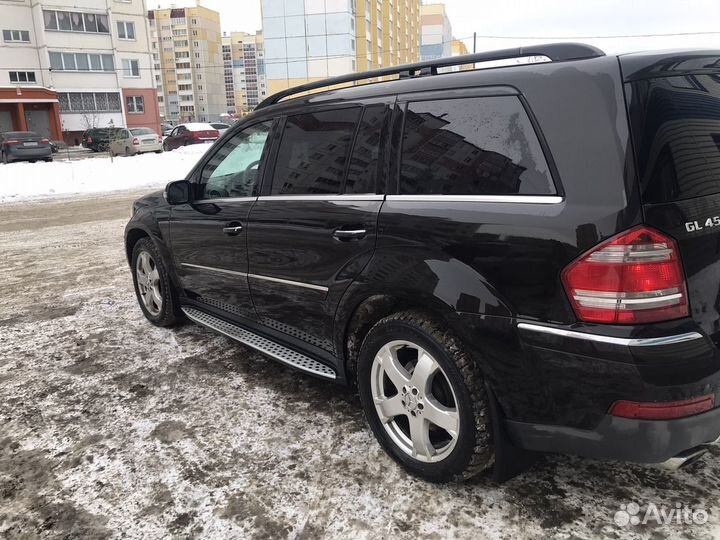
[152,0,720,55]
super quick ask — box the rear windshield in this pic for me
[628,74,720,203]
[130,128,155,135]
[4,131,37,138]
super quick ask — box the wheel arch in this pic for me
[337,290,479,385]
[125,226,150,265]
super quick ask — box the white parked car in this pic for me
[109,128,163,156]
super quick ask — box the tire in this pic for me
[131,238,181,327]
[357,310,493,483]
[1,151,7,164]
[44,157,53,162]
[163,142,170,152]
[125,146,131,157]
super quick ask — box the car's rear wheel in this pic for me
[125,146,131,157]
[357,310,494,483]
[131,238,181,327]
[1,151,7,164]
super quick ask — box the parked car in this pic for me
[210,122,231,136]
[0,131,53,164]
[160,122,175,137]
[126,44,720,483]
[162,123,220,151]
[82,127,125,152]
[109,128,163,156]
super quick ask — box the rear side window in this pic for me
[628,75,720,203]
[399,96,555,196]
[271,108,361,195]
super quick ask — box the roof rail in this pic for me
[256,42,604,109]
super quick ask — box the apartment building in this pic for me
[261,0,421,95]
[356,0,421,72]
[420,3,453,61]
[0,0,160,144]
[222,31,268,116]
[148,4,225,124]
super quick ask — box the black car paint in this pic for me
[0,131,53,163]
[126,50,720,464]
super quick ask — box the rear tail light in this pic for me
[191,131,201,139]
[561,226,688,324]
[609,395,714,420]
[5,140,19,145]
[87,137,93,143]
[132,137,140,145]
[40,138,49,144]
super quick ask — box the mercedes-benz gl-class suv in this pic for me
[126,44,720,482]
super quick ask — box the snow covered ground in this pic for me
[0,144,211,204]
[1,193,719,540]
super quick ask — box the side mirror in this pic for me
[165,180,192,205]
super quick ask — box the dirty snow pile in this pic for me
[0,143,211,203]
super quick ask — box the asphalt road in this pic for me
[1,190,719,540]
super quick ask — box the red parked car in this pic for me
[162,123,220,151]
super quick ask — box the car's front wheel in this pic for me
[131,238,181,327]
[358,310,494,483]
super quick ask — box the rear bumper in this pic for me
[506,407,720,463]
[6,146,52,161]
[456,312,720,465]
[135,143,163,153]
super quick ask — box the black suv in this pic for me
[125,44,720,482]
[82,127,125,152]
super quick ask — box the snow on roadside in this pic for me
[0,143,211,204]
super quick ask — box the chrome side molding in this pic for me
[180,263,328,292]
[517,322,704,347]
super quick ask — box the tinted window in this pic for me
[629,75,720,203]
[271,108,361,195]
[400,96,555,196]
[345,105,387,194]
[130,128,154,136]
[201,121,272,199]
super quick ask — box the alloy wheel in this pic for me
[370,340,460,463]
[136,251,163,316]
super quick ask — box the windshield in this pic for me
[130,128,155,136]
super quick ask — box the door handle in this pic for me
[223,222,243,236]
[333,228,367,241]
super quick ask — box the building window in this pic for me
[43,10,109,34]
[2,30,30,42]
[49,51,115,72]
[122,59,140,77]
[126,96,145,114]
[117,21,135,40]
[9,71,37,84]
[58,92,122,112]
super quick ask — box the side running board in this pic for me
[181,307,337,380]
